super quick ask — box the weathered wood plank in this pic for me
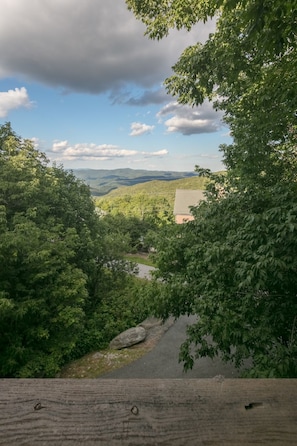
[0,379,296,445]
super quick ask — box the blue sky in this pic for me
[0,0,231,172]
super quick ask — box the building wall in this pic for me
[175,214,195,224]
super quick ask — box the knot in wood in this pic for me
[131,405,139,416]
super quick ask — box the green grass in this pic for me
[124,254,156,267]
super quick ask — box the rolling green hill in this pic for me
[103,175,208,206]
[72,168,200,196]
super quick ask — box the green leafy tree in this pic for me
[0,123,136,377]
[96,193,174,252]
[0,124,155,378]
[153,169,297,377]
[126,0,297,178]
[0,125,90,376]
[126,1,297,376]
[96,193,174,225]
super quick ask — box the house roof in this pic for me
[173,189,205,216]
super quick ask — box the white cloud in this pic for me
[130,122,155,136]
[0,1,214,94]
[51,141,136,160]
[148,149,168,156]
[52,140,69,152]
[157,101,224,135]
[0,87,32,117]
[49,140,168,162]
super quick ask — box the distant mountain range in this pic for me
[73,168,199,196]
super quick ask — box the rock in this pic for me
[109,326,147,350]
[138,317,163,330]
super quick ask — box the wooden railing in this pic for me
[0,379,296,445]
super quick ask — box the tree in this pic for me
[0,125,99,376]
[126,0,297,178]
[126,1,297,376]
[153,167,297,377]
[0,124,154,377]
[0,124,140,377]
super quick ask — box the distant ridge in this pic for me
[73,168,199,196]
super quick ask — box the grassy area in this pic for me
[124,253,156,267]
[58,347,149,378]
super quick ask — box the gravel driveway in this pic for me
[101,315,249,379]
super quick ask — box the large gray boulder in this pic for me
[109,326,146,350]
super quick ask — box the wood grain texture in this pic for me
[0,379,296,445]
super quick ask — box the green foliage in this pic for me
[127,1,297,376]
[127,0,296,56]
[0,123,150,377]
[0,124,95,376]
[95,177,209,253]
[71,274,151,358]
[96,193,173,224]
[152,175,297,377]
[95,192,176,253]
[127,0,297,175]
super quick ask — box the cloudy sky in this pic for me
[0,0,231,172]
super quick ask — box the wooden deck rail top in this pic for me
[0,379,296,445]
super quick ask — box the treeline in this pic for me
[0,123,151,377]
[95,193,174,252]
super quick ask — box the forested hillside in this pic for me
[101,175,208,204]
[73,168,199,196]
